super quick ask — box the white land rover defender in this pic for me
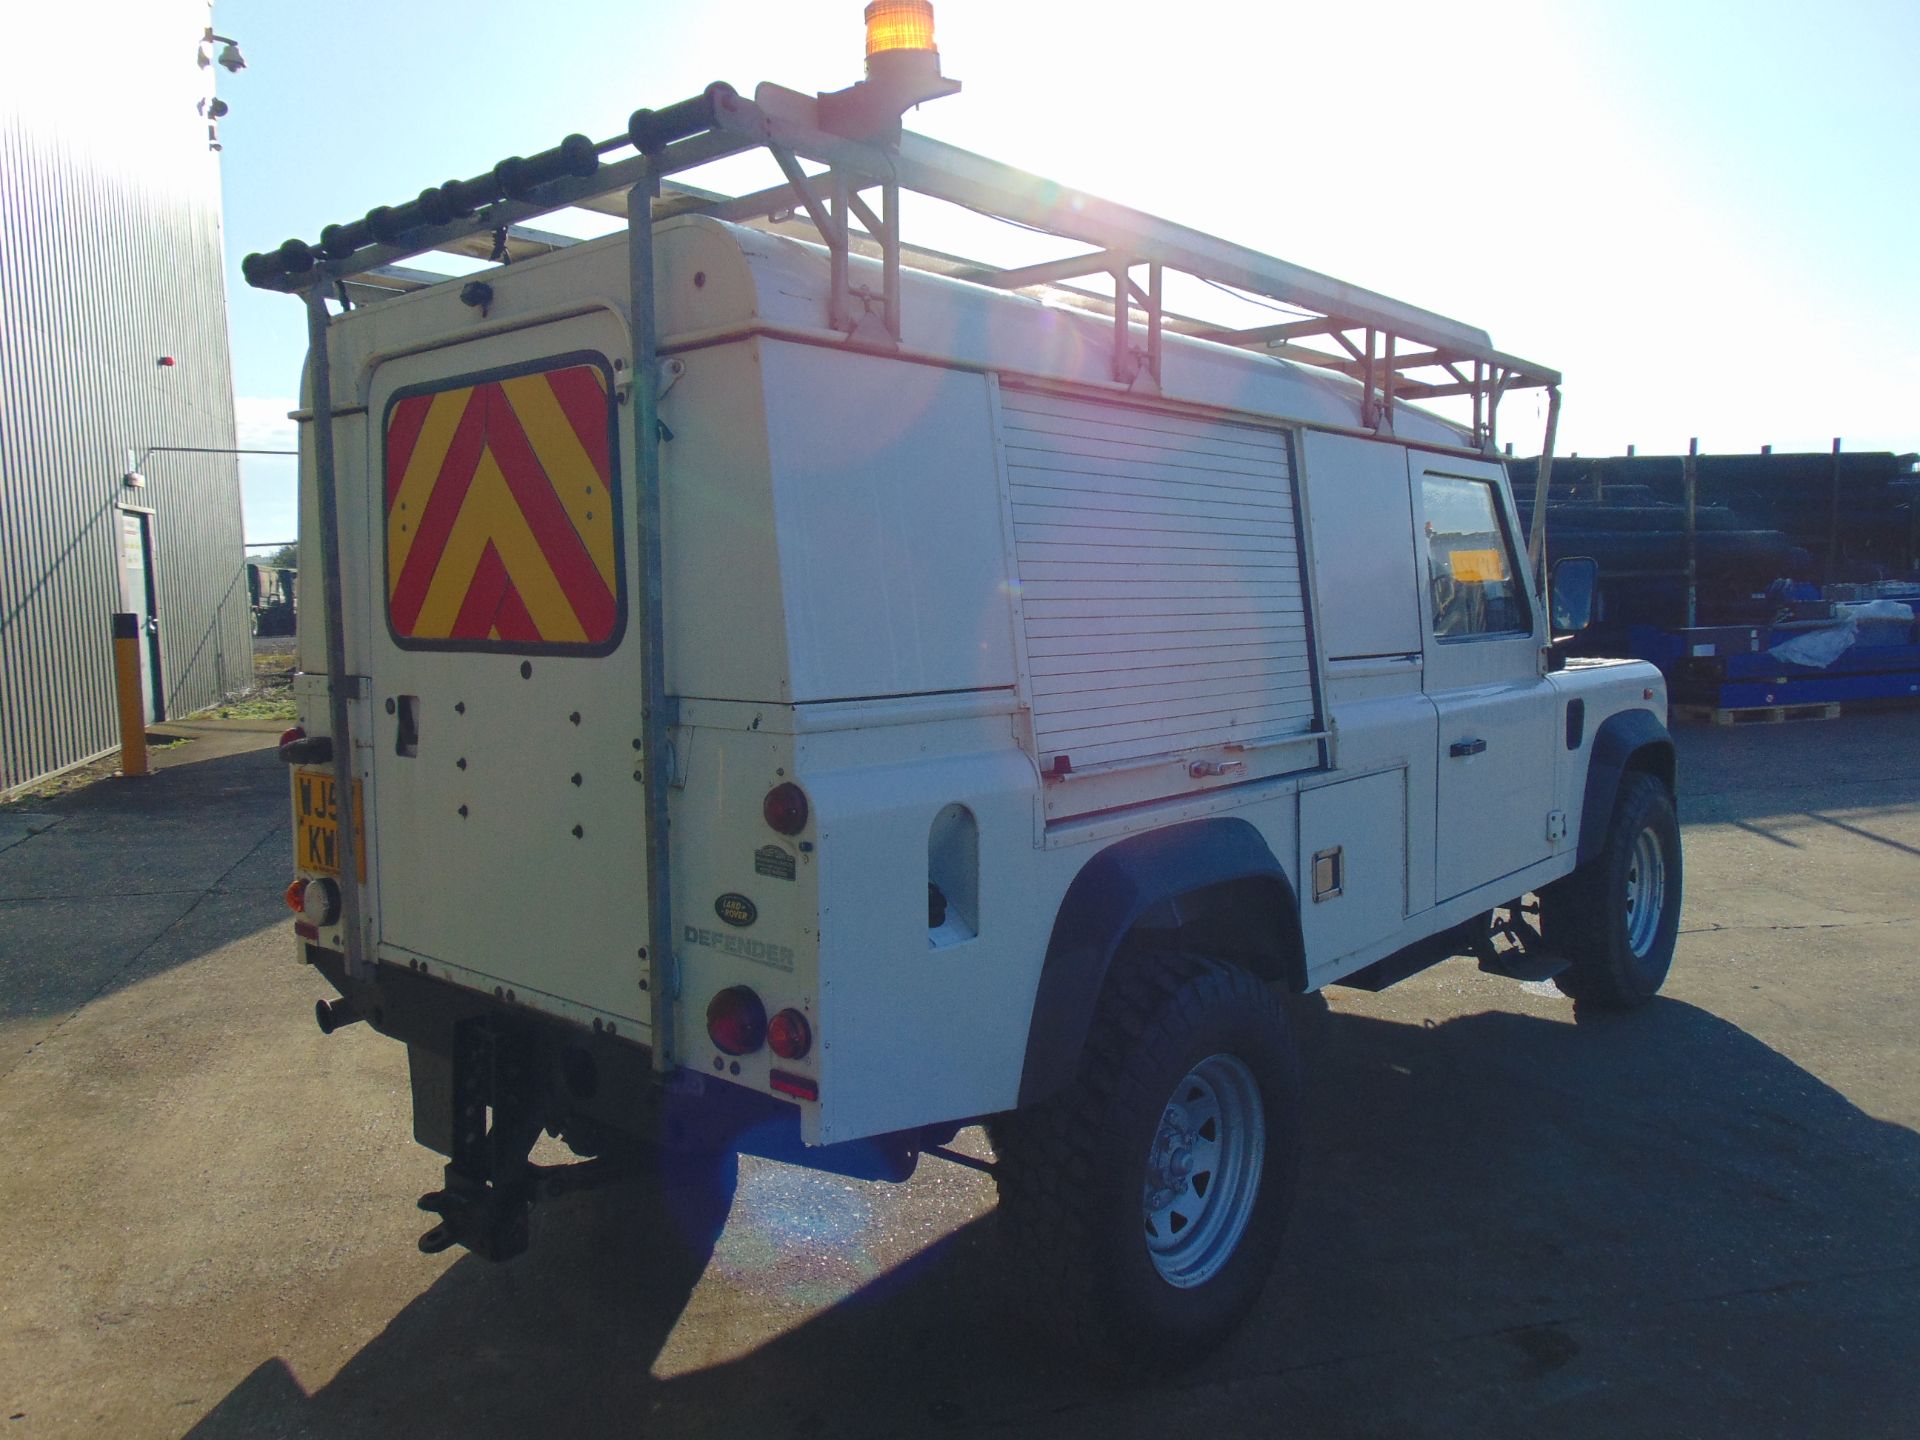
[251,12,1680,1370]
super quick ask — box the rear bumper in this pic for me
[305,947,920,1179]
[307,946,677,1150]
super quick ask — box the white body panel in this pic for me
[1301,432,1423,661]
[291,214,1665,1147]
[761,344,1014,701]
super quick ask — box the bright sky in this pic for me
[215,0,1920,543]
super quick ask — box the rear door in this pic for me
[364,313,651,1033]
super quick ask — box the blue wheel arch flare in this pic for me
[1016,817,1305,1108]
[1577,709,1677,866]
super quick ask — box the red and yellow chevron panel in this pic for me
[384,358,620,649]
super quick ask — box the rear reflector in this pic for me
[293,921,320,940]
[762,782,809,836]
[769,1069,818,1102]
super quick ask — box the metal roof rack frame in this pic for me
[246,74,1563,1054]
[245,78,1563,453]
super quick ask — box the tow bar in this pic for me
[413,1017,633,1261]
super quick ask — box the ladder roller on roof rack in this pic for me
[240,85,736,286]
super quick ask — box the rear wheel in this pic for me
[1544,770,1683,1008]
[991,951,1300,1372]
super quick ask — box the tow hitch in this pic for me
[414,1017,633,1261]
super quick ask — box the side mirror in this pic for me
[1550,556,1598,634]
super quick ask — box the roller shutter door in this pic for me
[1001,388,1319,774]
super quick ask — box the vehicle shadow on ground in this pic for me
[182,993,1920,1440]
[0,747,287,1038]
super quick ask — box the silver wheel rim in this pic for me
[1624,825,1668,958]
[1142,1053,1265,1289]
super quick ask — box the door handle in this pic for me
[1188,758,1246,779]
[1449,738,1487,758]
[395,694,420,758]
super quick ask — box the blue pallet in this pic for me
[1712,668,1920,708]
[1629,625,1920,709]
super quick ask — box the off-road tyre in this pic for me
[1543,769,1682,1008]
[989,951,1300,1373]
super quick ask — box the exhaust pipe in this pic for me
[315,997,363,1035]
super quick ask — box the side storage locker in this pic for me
[996,386,1324,821]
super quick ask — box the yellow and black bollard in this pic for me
[111,612,149,778]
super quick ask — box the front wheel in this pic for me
[1543,769,1683,1008]
[990,951,1300,1372]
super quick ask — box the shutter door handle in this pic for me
[1449,738,1487,758]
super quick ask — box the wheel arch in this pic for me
[1016,817,1305,1108]
[1576,708,1676,866]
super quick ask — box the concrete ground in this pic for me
[1,712,1915,1439]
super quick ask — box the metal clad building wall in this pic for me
[0,1,247,792]
[1002,389,1317,772]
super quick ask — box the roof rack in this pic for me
[247,68,1563,1054]
[244,79,1559,450]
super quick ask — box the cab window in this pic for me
[1421,475,1529,639]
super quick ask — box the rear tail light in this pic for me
[285,879,307,912]
[706,986,767,1055]
[279,725,306,749]
[768,1008,812,1060]
[763,782,809,835]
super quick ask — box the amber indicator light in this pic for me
[768,1008,812,1060]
